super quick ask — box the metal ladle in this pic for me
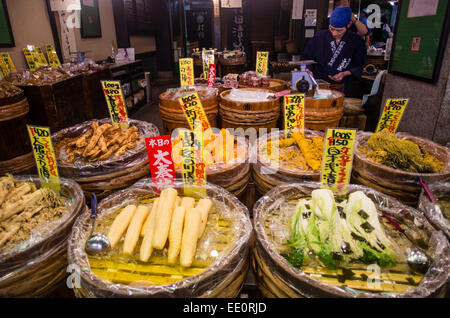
[85,194,110,256]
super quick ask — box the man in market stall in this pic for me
[303,6,367,89]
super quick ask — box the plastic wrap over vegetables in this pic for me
[68,179,252,297]
[253,182,449,298]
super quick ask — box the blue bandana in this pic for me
[330,6,352,28]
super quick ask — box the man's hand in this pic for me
[329,70,351,82]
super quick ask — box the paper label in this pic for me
[376,98,409,133]
[179,58,195,87]
[181,122,206,196]
[179,92,211,131]
[27,125,60,191]
[0,60,8,78]
[321,128,357,193]
[256,51,269,75]
[284,94,305,134]
[202,49,215,80]
[35,47,49,66]
[207,64,216,88]
[146,135,176,193]
[23,48,38,71]
[1,53,16,73]
[101,81,129,128]
[46,45,61,67]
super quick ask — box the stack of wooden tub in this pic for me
[304,89,345,131]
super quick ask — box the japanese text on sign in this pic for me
[1,53,16,73]
[179,92,211,131]
[23,48,37,71]
[179,58,194,87]
[0,60,8,79]
[182,122,206,196]
[202,49,215,80]
[27,125,60,191]
[376,99,409,133]
[321,128,356,193]
[256,51,269,75]
[284,94,305,134]
[46,45,61,67]
[146,135,176,193]
[35,47,48,66]
[207,64,216,88]
[101,81,129,128]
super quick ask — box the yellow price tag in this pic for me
[376,98,408,134]
[1,53,16,73]
[179,92,211,131]
[256,51,269,75]
[46,45,61,67]
[0,60,8,79]
[101,81,129,128]
[27,125,60,191]
[202,49,215,80]
[181,121,206,197]
[23,48,37,71]
[320,128,357,193]
[179,58,195,86]
[35,47,48,66]
[284,94,305,134]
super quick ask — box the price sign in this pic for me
[1,53,16,73]
[256,51,269,75]
[284,94,305,134]
[179,58,194,87]
[181,121,206,196]
[202,49,215,80]
[207,64,216,88]
[35,47,48,66]
[27,125,60,191]
[0,60,8,79]
[376,99,409,133]
[179,92,211,131]
[101,81,129,128]
[320,128,357,193]
[46,45,61,67]
[23,48,38,71]
[146,135,176,193]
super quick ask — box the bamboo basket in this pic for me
[158,86,219,133]
[67,179,253,298]
[0,176,86,297]
[352,132,450,207]
[252,182,449,298]
[219,88,280,131]
[52,118,159,200]
[251,129,323,196]
[239,79,289,93]
[0,92,35,175]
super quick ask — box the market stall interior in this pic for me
[0,0,449,299]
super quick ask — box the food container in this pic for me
[253,182,449,298]
[251,129,324,196]
[418,182,450,240]
[158,86,219,133]
[353,132,450,207]
[304,89,345,131]
[68,179,252,297]
[219,88,280,131]
[52,118,159,200]
[0,176,86,297]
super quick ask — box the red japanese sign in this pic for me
[145,135,176,193]
[207,64,216,88]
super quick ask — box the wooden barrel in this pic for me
[219,88,280,131]
[352,132,450,207]
[239,79,289,93]
[304,89,345,131]
[68,180,252,297]
[252,182,449,298]
[0,94,35,175]
[252,129,323,196]
[0,176,86,297]
[158,87,219,133]
[219,54,247,76]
